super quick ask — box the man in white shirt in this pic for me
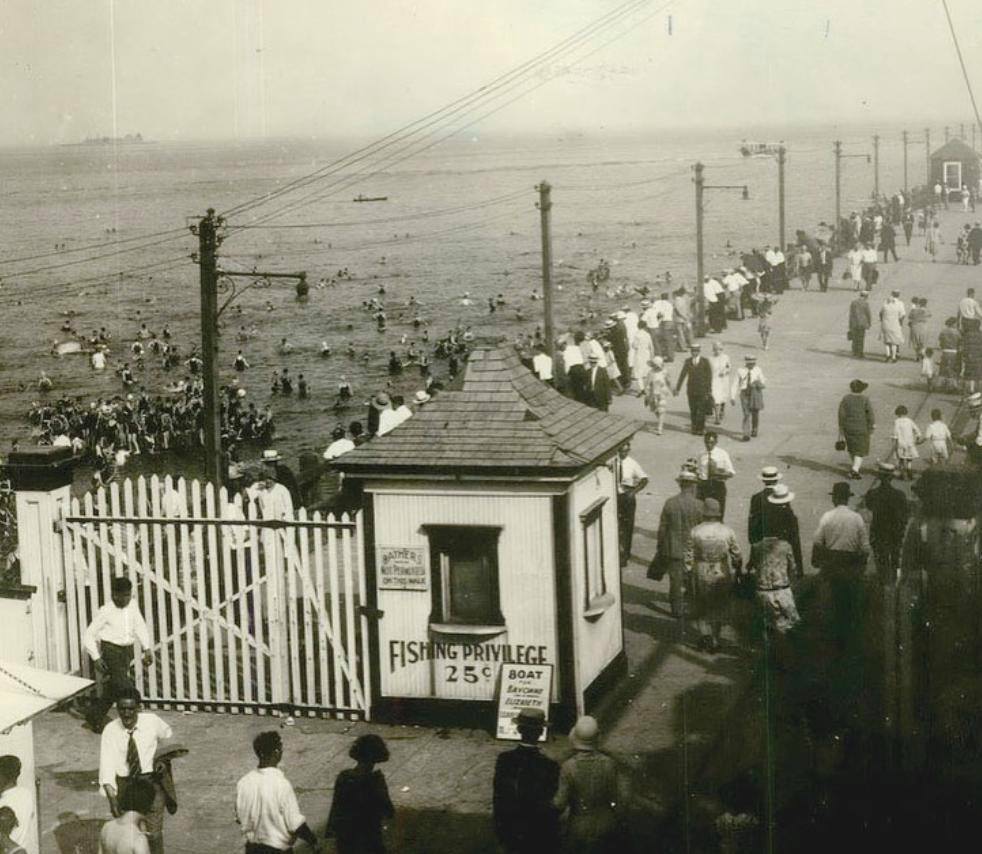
[616,442,648,568]
[672,288,693,351]
[83,577,154,733]
[99,691,173,854]
[236,731,320,854]
[722,269,746,320]
[703,276,726,333]
[958,287,982,329]
[531,344,553,384]
[696,430,736,518]
[0,756,33,853]
[640,298,659,330]
[621,305,639,344]
[323,426,355,461]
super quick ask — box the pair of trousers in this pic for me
[616,492,636,566]
[674,319,693,351]
[697,479,727,519]
[740,391,760,437]
[872,539,901,584]
[88,641,136,728]
[850,329,866,357]
[687,394,708,433]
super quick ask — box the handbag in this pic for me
[647,551,667,582]
[835,438,846,451]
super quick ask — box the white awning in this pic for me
[0,660,92,733]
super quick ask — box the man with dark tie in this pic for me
[99,690,173,854]
[585,353,612,412]
[675,344,714,434]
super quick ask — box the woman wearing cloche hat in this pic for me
[837,379,875,479]
[554,716,629,853]
[326,734,394,854]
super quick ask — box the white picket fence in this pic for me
[55,475,370,718]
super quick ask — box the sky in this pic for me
[0,0,980,145]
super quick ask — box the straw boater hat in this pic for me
[587,353,600,362]
[261,449,281,463]
[372,392,391,410]
[513,707,546,728]
[651,355,664,368]
[744,354,757,363]
[414,390,431,404]
[703,498,723,518]
[759,465,782,483]
[603,319,617,329]
[569,715,600,751]
[676,466,699,484]
[876,461,898,478]
[967,391,982,410]
[640,299,651,308]
[767,483,795,504]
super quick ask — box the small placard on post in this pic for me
[495,662,553,741]
[377,546,428,591]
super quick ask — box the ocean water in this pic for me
[0,124,922,470]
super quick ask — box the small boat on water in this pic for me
[353,194,388,202]
[739,140,783,158]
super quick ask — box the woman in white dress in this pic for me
[847,243,864,289]
[708,341,732,424]
[879,291,907,363]
[630,320,655,394]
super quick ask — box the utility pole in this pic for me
[536,181,554,360]
[902,130,909,194]
[873,134,880,199]
[925,128,931,184]
[778,145,786,252]
[694,162,705,338]
[195,208,223,489]
[834,140,842,247]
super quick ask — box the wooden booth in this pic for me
[929,139,981,200]
[335,347,639,729]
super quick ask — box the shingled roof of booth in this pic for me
[333,347,640,475]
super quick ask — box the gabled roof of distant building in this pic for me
[930,138,980,163]
[334,347,640,476]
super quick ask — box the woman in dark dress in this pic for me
[326,735,394,854]
[837,379,875,479]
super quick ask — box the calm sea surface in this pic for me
[0,124,920,470]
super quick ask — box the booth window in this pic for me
[424,526,504,627]
[581,500,607,604]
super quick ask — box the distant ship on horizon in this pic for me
[61,133,152,146]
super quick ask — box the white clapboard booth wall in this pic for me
[7,447,371,720]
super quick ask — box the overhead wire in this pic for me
[225,0,675,227]
[940,0,982,141]
[219,0,661,223]
[229,0,677,233]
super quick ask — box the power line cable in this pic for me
[233,0,675,231]
[940,0,982,142]
[221,0,666,223]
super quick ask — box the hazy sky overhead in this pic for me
[1,0,980,145]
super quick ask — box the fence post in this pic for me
[6,447,76,671]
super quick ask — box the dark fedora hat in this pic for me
[849,379,868,393]
[830,482,853,501]
[349,733,390,764]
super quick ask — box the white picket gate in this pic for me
[55,475,371,719]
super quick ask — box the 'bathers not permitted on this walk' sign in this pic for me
[495,663,554,741]
[377,546,428,591]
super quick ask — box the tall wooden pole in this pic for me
[694,162,706,337]
[197,209,222,489]
[925,128,931,185]
[537,181,554,359]
[902,130,909,194]
[778,145,786,252]
[873,134,880,199]
[834,141,842,248]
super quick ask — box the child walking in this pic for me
[921,347,936,391]
[923,408,953,464]
[756,294,777,350]
[326,734,394,854]
[892,404,923,479]
[643,356,675,435]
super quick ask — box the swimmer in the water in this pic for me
[233,351,250,372]
[460,292,473,306]
[320,341,332,357]
[337,376,352,400]
[38,371,53,391]
[346,342,356,358]
[297,374,309,399]
[278,338,293,354]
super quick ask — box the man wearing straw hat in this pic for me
[730,354,766,442]
[492,708,560,854]
[748,466,781,545]
[747,483,802,636]
[650,465,705,618]
[860,462,909,585]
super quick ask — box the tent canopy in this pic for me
[0,660,92,733]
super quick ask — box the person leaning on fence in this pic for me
[83,576,154,733]
[99,689,173,854]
